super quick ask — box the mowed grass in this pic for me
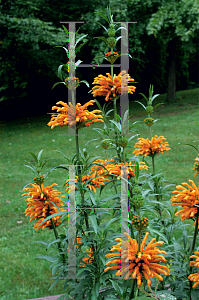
[0,88,198,300]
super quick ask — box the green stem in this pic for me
[152,156,155,176]
[123,147,126,163]
[190,214,199,254]
[129,279,136,300]
[50,218,65,262]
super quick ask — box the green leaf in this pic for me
[88,214,98,234]
[57,64,65,81]
[52,82,65,90]
[135,100,146,110]
[94,37,108,43]
[93,21,108,32]
[28,152,38,163]
[139,93,148,102]
[54,46,68,55]
[24,164,37,174]
[76,42,88,53]
[134,161,139,181]
[79,80,90,88]
[36,255,58,262]
[75,34,88,46]
[62,25,69,35]
[153,102,164,109]
[151,94,160,102]
[75,59,83,67]
[109,279,123,296]
[94,11,109,24]
[37,149,43,162]
[148,227,168,244]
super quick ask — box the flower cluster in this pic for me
[170,180,199,222]
[22,183,66,231]
[144,118,154,127]
[133,135,170,157]
[104,232,170,286]
[66,174,110,193]
[105,51,119,64]
[132,216,149,230]
[64,77,80,89]
[92,71,136,101]
[91,159,148,179]
[48,100,104,129]
[193,155,199,177]
[188,251,199,288]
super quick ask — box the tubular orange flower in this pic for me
[80,248,94,267]
[22,183,66,231]
[188,251,199,288]
[133,135,170,157]
[105,51,120,64]
[66,175,110,193]
[170,180,199,222]
[144,118,154,127]
[91,71,136,101]
[193,155,199,177]
[90,159,148,179]
[104,232,170,286]
[48,100,104,129]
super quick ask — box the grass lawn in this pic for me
[0,88,198,300]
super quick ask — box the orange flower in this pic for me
[104,232,170,286]
[22,183,66,231]
[170,180,199,222]
[66,174,110,193]
[188,251,199,288]
[193,155,199,177]
[133,135,170,157]
[48,100,104,129]
[105,51,120,64]
[90,159,148,179]
[91,71,136,101]
[80,248,94,267]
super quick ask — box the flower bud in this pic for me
[118,136,128,148]
[107,37,116,47]
[146,106,153,114]
[33,175,45,185]
[101,141,109,149]
[110,23,114,29]
[147,101,152,106]
[130,194,145,208]
[108,28,116,37]
[132,185,141,194]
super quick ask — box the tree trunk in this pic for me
[166,38,176,103]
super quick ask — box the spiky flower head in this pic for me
[104,232,170,286]
[144,118,154,127]
[146,106,153,114]
[107,37,116,47]
[132,215,149,230]
[101,141,109,149]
